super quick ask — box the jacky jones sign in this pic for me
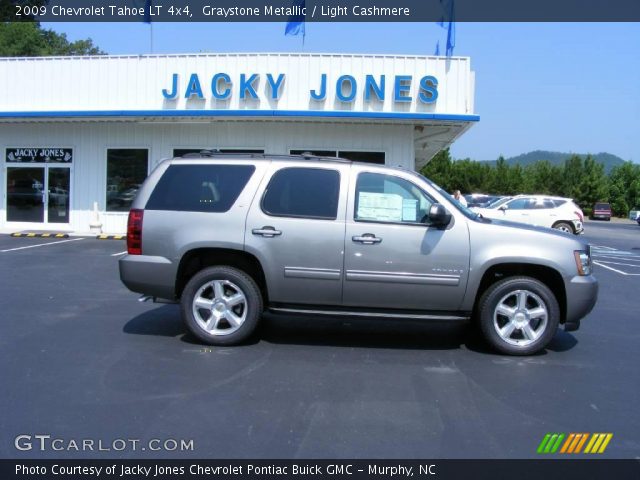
[161,73,439,103]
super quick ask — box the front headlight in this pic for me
[574,249,592,276]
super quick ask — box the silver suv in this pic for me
[119,153,598,355]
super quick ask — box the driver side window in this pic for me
[354,172,433,224]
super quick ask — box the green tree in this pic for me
[420,148,453,191]
[608,162,640,216]
[522,160,564,195]
[491,156,510,194]
[0,22,105,56]
[575,155,609,209]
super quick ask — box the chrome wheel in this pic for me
[192,280,247,336]
[493,289,548,347]
[553,223,573,233]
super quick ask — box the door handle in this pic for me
[352,234,382,245]
[252,226,282,237]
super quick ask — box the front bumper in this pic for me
[572,219,584,234]
[563,274,598,331]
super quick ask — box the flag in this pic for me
[285,0,305,38]
[132,0,152,23]
[434,41,440,56]
[446,19,455,57]
[144,0,151,24]
[436,0,455,58]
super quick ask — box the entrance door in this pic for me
[6,166,70,224]
[6,167,45,222]
[47,168,70,223]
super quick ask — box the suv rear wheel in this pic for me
[181,266,263,345]
[477,276,560,355]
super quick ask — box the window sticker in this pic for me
[357,192,403,222]
[402,199,418,222]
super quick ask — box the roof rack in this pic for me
[174,152,353,164]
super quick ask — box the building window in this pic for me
[106,149,148,212]
[289,149,385,164]
[339,151,385,164]
[289,149,338,157]
[173,148,264,157]
[262,167,340,220]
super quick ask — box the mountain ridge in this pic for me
[473,150,626,174]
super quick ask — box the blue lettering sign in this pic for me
[364,75,385,101]
[419,75,439,103]
[394,75,412,102]
[162,73,179,99]
[336,75,357,102]
[211,73,231,99]
[184,73,204,99]
[240,74,259,100]
[310,74,327,100]
[266,73,286,100]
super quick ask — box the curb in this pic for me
[11,232,69,238]
[96,234,125,240]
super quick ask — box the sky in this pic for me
[43,21,640,162]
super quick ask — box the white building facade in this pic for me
[0,53,477,233]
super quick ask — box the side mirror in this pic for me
[499,205,508,211]
[428,203,452,227]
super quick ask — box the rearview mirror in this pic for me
[428,203,451,227]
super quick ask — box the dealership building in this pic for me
[0,53,478,233]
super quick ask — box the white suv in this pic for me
[472,195,584,234]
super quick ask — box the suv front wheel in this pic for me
[477,276,560,355]
[181,266,263,345]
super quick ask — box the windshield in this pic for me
[486,196,512,208]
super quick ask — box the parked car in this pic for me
[119,154,597,355]
[464,193,500,208]
[591,202,612,221]
[472,195,584,234]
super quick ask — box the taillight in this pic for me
[574,210,584,223]
[127,209,144,255]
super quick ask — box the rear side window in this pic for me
[146,164,255,212]
[262,167,340,220]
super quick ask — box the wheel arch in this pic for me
[175,248,268,304]
[551,220,575,233]
[474,263,567,324]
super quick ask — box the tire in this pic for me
[181,266,263,346]
[553,222,574,234]
[477,276,560,355]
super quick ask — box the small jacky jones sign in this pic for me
[6,148,73,163]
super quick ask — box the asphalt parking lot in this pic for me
[1,221,639,459]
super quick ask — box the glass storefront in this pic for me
[5,148,72,224]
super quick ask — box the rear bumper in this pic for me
[564,274,598,330]
[119,254,177,300]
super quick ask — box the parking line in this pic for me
[111,250,128,257]
[593,261,640,276]
[0,237,84,252]
[593,260,640,268]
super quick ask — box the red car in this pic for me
[592,202,612,221]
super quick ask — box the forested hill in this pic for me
[480,151,626,174]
